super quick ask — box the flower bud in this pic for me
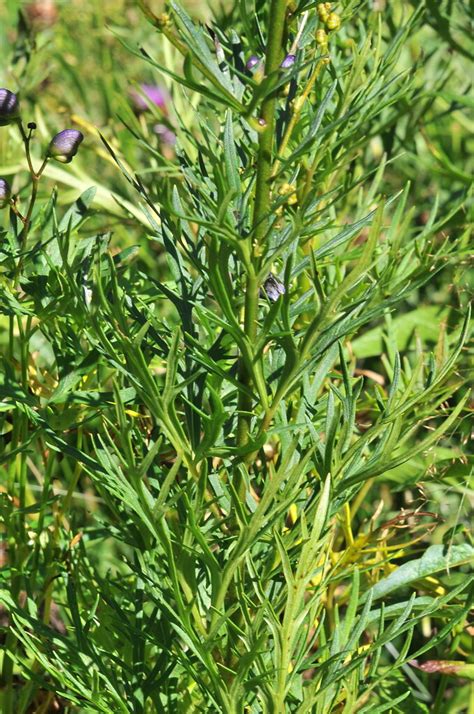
[278,182,298,206]
[280,54,296,69]
[262,273,285,302]
[326,12,341,31]
[0,178,12,208]
[317,3,329,21]
[47,129,84,163]
[316,29,328,45]
[0,89,20,126]
[157,13,171,28]
[246,55,261,71]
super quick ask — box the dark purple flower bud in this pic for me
[280,54,296,69]
[262,273,285,302]
[0,178,12,208]
[130,84,168,113]
[246,55,261,71]
[27,121,37,130]
[0,89,20,126]
[47,129,84,163]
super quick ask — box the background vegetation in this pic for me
[0,0,472,712]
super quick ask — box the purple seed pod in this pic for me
[246,55,261,71]
[280,54,296,69]
[0,88,20,126]
[47,129,84,163]
[262,273,285,302]
[130,84,168,113]
[0,178,12,208]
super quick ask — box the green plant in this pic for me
[0,1,472,712]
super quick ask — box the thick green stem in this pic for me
[236,0,288,464]
[252,0,289,248]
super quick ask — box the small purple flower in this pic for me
[280,54,296,70]
[0,89,20,126]
[153,123,176,146]
[246,55,261,71]
[262,273,285,302]
[0,178,11,208]
[130,84,168,113]
[48,129,84,163]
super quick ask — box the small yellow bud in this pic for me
[278,182,298,206]
[316,29,328,44]
[316,3,326,14]
[324,2,332,11]
[157,13,171,27]
[326,12,341,30]
[288,503,298,525]
[292,96,305,112]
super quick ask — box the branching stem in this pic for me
[236,0,289,468]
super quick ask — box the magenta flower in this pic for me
[130,84,168,113]
[0,89,20,126]
[48,129,84,163]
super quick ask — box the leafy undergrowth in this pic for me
[0,1,472,712]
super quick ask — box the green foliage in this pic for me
[0,0,472,712]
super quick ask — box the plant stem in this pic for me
[252,0,289,250]
[236,0,288,465]
[16,120,49,242]
[2,123,49,714]
[272,58,326,179]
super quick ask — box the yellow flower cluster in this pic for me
[317,3,341,30]
[316,4,341,62]
[278,182,298,206]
